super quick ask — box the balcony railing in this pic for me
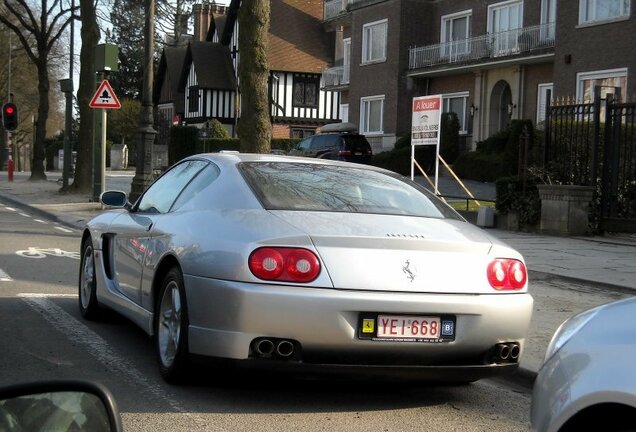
[409,23,556,70]
[324,0,367,20]
[321,65,350,89]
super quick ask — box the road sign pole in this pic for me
[89,78,121,200]
[101,108,107,197]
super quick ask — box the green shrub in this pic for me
[372,145,437,176]
[455,119,536,182]
[453,151,508,182]
[440,112,460,163]
[495,175,540,228]
[202,119,230,139]
[169,126,200,164]
[271,138,300,153]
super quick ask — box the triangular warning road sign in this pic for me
[89,80,121,109]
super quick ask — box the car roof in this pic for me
[188,152,383,172]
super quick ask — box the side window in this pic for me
[171,163,221,211]
[298,137,312,150]
[310,135,332,150]
[136,160,208,214]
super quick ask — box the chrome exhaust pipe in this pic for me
[255,339,274,356]
[497,343,511,361]
[276,340,294,358]
[509,343,520,360]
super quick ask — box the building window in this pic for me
[488,0,523,55]
[577,68,627,103]
[291,128,315,139]
[360,95,384,134]
[362,19,387,64]
[536,83,553,126]
[579,0,630,24]
[541,0,556,39]
[293,75,319,108]
[188,86,200,113]
[441,10,471,57]
[340,104,349,123]
[442,92,469,134]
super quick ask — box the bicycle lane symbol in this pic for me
[15,247,81,260]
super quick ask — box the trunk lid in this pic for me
[270,211,504,294]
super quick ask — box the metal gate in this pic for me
[545,87,636,233]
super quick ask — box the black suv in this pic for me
[289,130,373,164]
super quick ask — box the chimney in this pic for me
[193,4,211,42]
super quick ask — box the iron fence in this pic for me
[545,90,636,231]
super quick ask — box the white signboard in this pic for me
[411,95,442,146]
[410,95,442,192]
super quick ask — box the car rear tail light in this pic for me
[249,247,320,283]
[337,150,352,157]
[487,259,527,290]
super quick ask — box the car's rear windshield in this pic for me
[342,135,371,152]
[239,162,461,219]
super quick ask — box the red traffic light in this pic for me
[2,102,18,131]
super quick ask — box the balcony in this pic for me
[324,0,368,20]
[409,23,555,71]
[321,65,350,89]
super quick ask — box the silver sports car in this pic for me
[79,153,533,383]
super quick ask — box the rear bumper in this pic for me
[185,275,533,373]
[193,356,520,383]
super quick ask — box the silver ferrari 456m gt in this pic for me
[78,153,533,383]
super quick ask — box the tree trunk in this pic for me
[237,0,271,153]
[71,0,100,194]
[29,60,49,181]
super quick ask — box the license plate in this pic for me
[377,315,441,340]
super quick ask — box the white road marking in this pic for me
[34,219,48,224]
[5,207,16,212]
[16,247,80,260]
[54,226,73,233]
[17,293,207,428]
[19,213,30,218]
[0,269,12,282]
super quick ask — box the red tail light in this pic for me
[337,150,352,157]
[249,247,320,283]
[487,259,527,290]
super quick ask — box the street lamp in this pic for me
[130,0,157,202]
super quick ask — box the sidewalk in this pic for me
[1,171,635,384]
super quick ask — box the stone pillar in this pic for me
[537,185,595,235]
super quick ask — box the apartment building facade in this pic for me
[323,0,634,153]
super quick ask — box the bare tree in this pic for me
[237,0,271,153]
[0,0,78,181]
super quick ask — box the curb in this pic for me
[0,191,77,229]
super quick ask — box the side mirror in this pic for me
[100,191,131,209]
[0,380,123,432]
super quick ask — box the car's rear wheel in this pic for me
[154,267,190,383]
[79,239,101,320]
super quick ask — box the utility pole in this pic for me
[130,0,157,202]
[3,33,12,172]
[61,0,75,189]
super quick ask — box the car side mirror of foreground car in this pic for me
[0,380,124,431]
[100,191,132,210]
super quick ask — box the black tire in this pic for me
[154,267,190,384]
[78,238,101,320]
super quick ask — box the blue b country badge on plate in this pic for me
[441,320,454,336]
